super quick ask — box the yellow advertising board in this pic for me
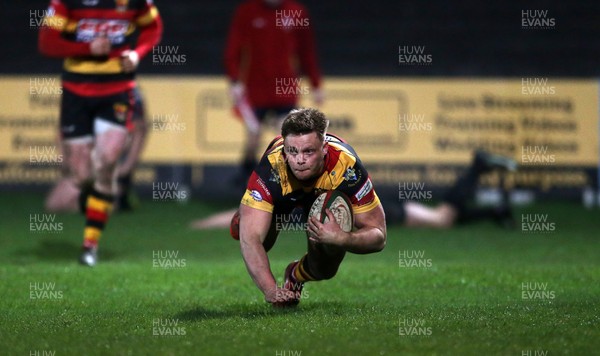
[0,75,597,189]
[141,77,599,167]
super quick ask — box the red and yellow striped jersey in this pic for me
[38,0,162,96]
[241,134,380,215]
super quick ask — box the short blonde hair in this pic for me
[281,108,329,142]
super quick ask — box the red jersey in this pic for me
[224,0,322,108]
[38,0,162,97]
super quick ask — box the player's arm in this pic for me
[122,2,163,72]
[308,202,387,254]
[238,204,297,304]
[308,155,386,253]
[238,167,298,304]
[238,204,279,300]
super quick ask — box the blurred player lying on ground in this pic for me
[191,151,517,230]
[45,87,147,213]
[227,108,386,307]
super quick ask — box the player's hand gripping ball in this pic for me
[308,190,354,234]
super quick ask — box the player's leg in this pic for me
[190,208,237,230]
[441,150,516,227]
[403,202,456,228]
[241,128,261,181]
[47,88,94,213]
[45,141,87,212]
[79,90,133,266]
[115,87,147,211]
[283,220,346,306]
[45,177,80,213]
[283,239,346,305]
[234,107,266,185]
[236,106,292,185]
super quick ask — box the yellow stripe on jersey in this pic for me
[267,147,295,196]
[136,6,159,27]
[64,57,122,74]
[354,191,381,214]
[241,189,274,213]
[43,14,68,31]
[314,142,357,190]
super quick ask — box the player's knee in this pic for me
[94,147,121,168]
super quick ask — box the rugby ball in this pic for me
[308,191,354,232]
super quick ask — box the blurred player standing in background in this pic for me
[224,0,324,185]
[38,0,162,266]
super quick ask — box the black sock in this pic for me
[117,173,133,211]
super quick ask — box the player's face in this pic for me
[283,132,327,182]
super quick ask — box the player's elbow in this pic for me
[373,230,386,252]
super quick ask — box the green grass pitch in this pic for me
[1,192,598,355]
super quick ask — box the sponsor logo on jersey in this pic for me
[256,178,270,197]
[76,19,129,44]
[83,0,99,6]
[250,190,263,202]
[355,178,373,202]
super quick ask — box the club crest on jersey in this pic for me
[113,103,128,122]
[269,168,281,185]
[116,0,129,12]
[343,167,357,182]
[343,166,362,187]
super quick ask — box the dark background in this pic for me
[3,0,598,77]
